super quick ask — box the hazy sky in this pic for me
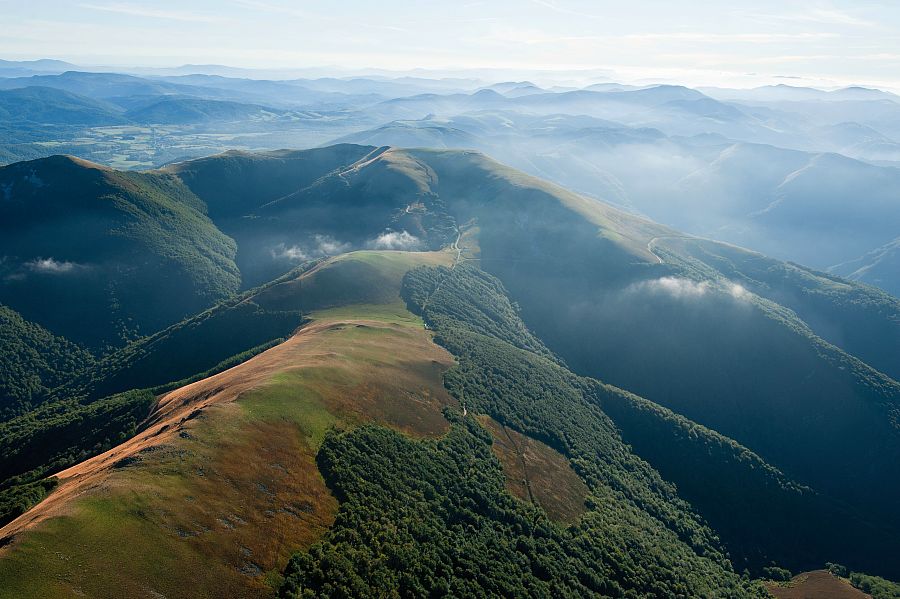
[3,0,900,88]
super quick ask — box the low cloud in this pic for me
[271,235,352,262]
[26,257,84,274]
[630,276,709,298]
[271,245,310,262]
[368,230,422,251]
[314,235,352,255]
[729,282,751,300]
[629,276,754,303]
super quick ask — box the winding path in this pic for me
[646,235,693,264]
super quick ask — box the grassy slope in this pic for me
[0,250,457,598]
[767,570,870,599]
[477,414,589,524]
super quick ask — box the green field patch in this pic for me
[307,301,423,327]
[239,370,341,450]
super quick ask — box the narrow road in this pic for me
[646,235,692,264]
[449,230,462,269]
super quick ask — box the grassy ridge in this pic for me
[0,318,454,598]
[0,250,459,598]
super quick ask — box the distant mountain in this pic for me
[0,59,76,78]
[153,74,388,109]
[677,145,900,268]
[0,71,195,99]
[126,97,282,124]
[0,86,126,126]
[335,115,900,294]
[703,84,900,104]
[583,82,641,92]
[482,81,546,97]
[0,81,296,127]
[831,237,900,297]
[331,119,480,149]
[0,71,264,105]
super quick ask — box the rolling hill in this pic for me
[0,145,898,595]
[335,116,900,295]
[831,236,900,297]
[125,97,283,125]
[0,249,758,597]
[0,86,126,126]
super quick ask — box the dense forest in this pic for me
[281,413,763,598]
[0,305,94,420]
[279,262,768,597]
[400,263,898,575]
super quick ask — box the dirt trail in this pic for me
[0,319,380,542]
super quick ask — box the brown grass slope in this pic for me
[0,250,462,598]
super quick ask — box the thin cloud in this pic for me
[271,235,352,263]
[623,32,840,43]
[368,231,422,251]
[80,3,230,23]
[229,0,311,18]
[485,29,838,48]
[528,0,602,20]
[629,277,710,299]
[809,8,875,27]
[26,257,85,274]
[230,0,409,32]
[749,8,875,28]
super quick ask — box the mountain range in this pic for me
[1,59,900,597]
[336,112,900,295]
[0,144,898,597]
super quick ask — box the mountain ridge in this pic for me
[0,145,898,595]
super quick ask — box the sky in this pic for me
[2,0,900,89]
